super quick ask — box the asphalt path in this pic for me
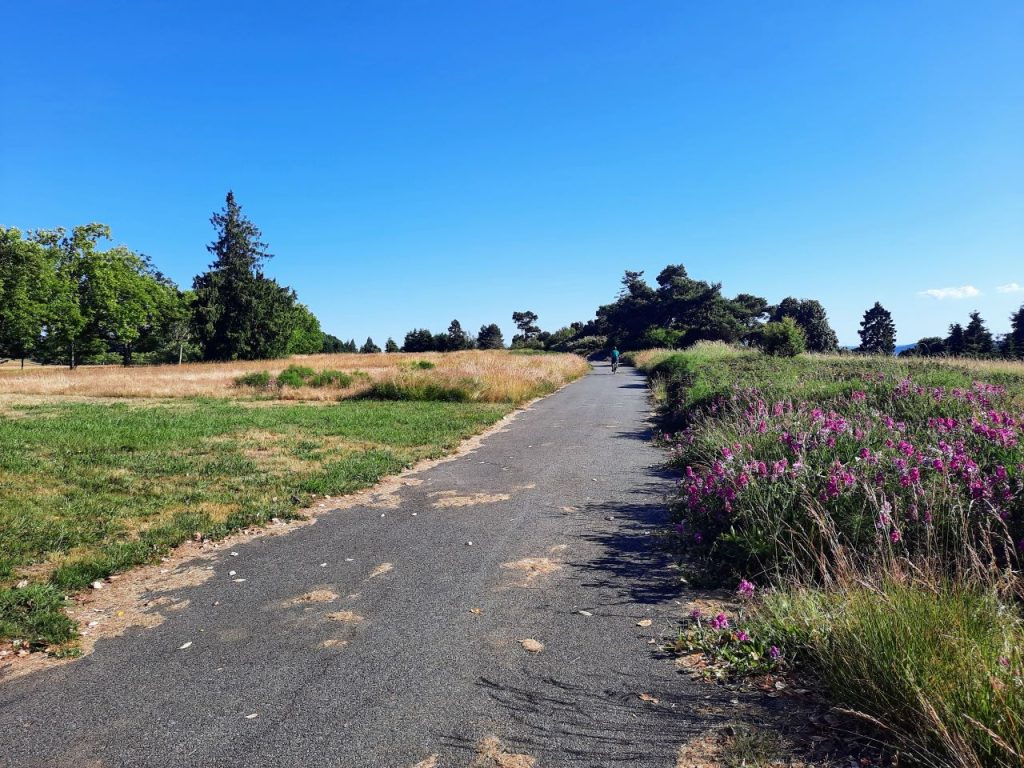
[0,363,732,767]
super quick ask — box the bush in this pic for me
[276,364,315,387]
[754,317,806,357]
[309,369,354,388]
[234,371,272,388]
[411,360,435,370]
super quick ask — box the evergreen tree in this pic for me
[360,337,381,354]
[322,334,344,353]
[904,336,946,357]
[945,323,966,356]
[446,319,472,351]
[192,192,298,360]
[857,302,896,355]
[963,311,994,357]
[511,311,540,346]
[403,328,434,352]
[477,323,505,349]
[1007,304,1024,359]
[769,298,839,352]
[385,337,399,353]
[342,339,358,353]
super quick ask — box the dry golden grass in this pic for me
[0,351,590,403]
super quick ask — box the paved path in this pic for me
[1,363,730,767]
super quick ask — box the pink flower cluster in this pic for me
[666,375,1024,570]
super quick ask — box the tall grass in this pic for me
[0,350,590,404]
[647,347,1024,766]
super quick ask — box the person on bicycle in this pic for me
[611,346,620,373]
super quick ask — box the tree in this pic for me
[192,192,300,360]
[755,317,806,357]
[511,311,540,346]
[1008,304,1024,359]
[963,311,994,357]
[385,337,399,353]
[159,289,198,364]
[769,298,838,352]
[403,328,434,352]
[857,302,896,355]
[902,336,946,357]
[286,304,323,355]
[360,337,381,354]
[445,319,472,351]
[35,223,113,368]
[945,323,966,356]
[477,323,504,349]
[322,334,344,353]
[0,227,53,366]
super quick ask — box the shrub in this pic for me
[309,369,354,388]
[411,360,435,370]
[754,317,806,357]
[276,364,315,388]
[234,371,272,388]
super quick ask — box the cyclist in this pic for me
[610,346,620,373]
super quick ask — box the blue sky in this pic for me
[2,2,1022,346]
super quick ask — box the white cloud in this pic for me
[997,282,1021,294]
[919,285,981,300]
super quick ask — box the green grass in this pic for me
[0,398,509,648]
[752,583,1024,766]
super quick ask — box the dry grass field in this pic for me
[0,350,590,404]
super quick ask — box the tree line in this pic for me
[0,193,329,367]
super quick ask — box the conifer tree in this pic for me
[192,192,297,360]
[857,302,896,355]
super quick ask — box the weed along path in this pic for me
[0,363,733,767]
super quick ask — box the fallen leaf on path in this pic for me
[470,607,483,615]
[520,638,544,653]
[577,610,593,616]
[245,713,258,719]
[639,693,659,704]
[178,641,192,650]
[412,756,439,768]
[637,619,653,627]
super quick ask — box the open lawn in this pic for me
[0,351,588,651]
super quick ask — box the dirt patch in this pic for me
[292,589,339,604]
[501,557,562,586]
[519,638,544,653]
[471,735,536,768]
[326,610,363,624]
[367,563,393,579]
[318,638,349,649]
[429,491,511,508]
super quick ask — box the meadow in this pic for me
[0,349,587,404]
[0,351,588,651]
[638,343,1024,767]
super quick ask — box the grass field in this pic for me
[643,343,1024,767]
[0,351,588,652]
[0,350,589,404]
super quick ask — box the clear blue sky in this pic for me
[2,2,1022,346]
